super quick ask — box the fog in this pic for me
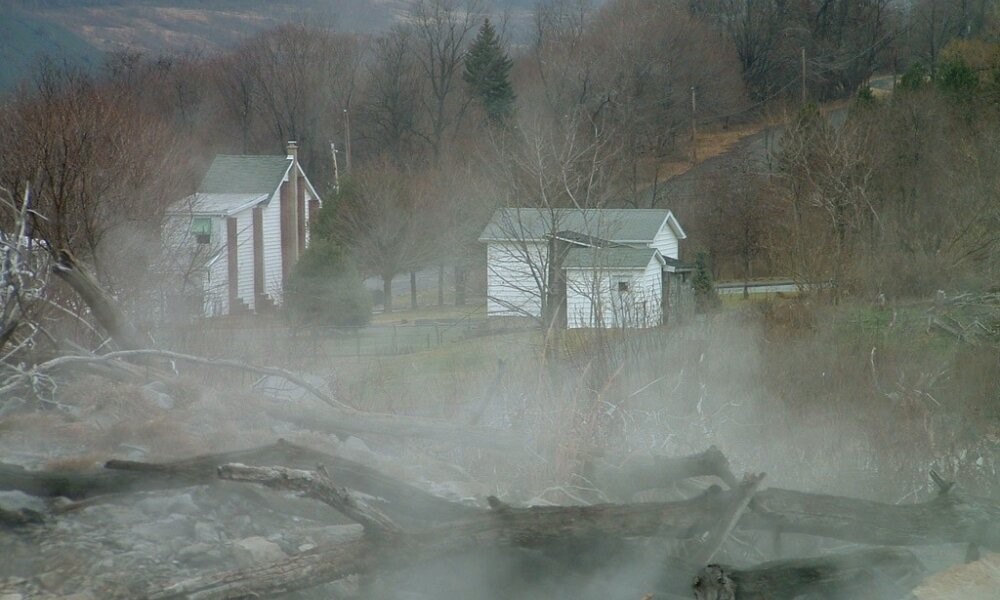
[1,0,999,598]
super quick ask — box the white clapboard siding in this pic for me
[565,257,662,328]
[235,209,255,312]
[486,241,547,317]
[650,220,679,259]
[261,194,283,305]
[204,218,229,317]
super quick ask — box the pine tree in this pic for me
[692,252,718,313]
[463,18,515,124]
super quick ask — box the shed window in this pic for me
[617,281,630,293]
[191,217,212,244]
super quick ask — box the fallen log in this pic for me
[599,448,1000,552]
[691,547,926,599]
[145,465,759,599]
[742,482,1000,552]
[0,440,475,522]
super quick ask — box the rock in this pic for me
[0,491,46,513]
[310,525,363,546]
[193,521,219,544]
[232,536,286,566]
[177,542,214,562]
[35,571,63,592]
[131,514,190,541]
[136,493,199,517]
[297,543,317,552]
[141,383,175,410]
[170,493,200,515]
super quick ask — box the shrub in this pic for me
[284,240,371,328]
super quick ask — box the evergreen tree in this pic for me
[692,252,718,313]
[463,18,515,124]
[284,182,372,329]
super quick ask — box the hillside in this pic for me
[0,6,105,93]
[0,0,539,93]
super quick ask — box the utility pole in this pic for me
[330,142,340,193]
[343,108,352,172]
[690,86,698,165]
[801,47,807,105]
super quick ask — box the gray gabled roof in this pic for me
[168,192,269,217]
[479,208,685,243]
[563,246,663,270]
[198,155,294,199]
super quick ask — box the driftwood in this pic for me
[592,449,1000,552]
[145,465,760,599]
[742,484,1000,552]
[692,547,925,599]
[0,440,475,522]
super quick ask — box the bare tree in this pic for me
[361,26,423,162]
[239,25,365,179]
[0,62,186,301]
[333,161,438,313]
[705,151,771,296]
[409,0,483,162]
[0,185,52,365]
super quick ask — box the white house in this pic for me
[163,141,321,318]
[478,208,692,328]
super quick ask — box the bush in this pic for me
[284,241,371,328]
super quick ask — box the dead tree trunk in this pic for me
[145,465,761,599]
[0,440,475,521]
[692,548,925,599]
[595,448,1000,552]
[743,483,1000,551]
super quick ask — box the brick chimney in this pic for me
[280,140,300,282]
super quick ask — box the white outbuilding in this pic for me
[478,208,693,328]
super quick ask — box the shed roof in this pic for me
[563,246,662,270]
[479,208,685,242]
[168,192,269,217]
[198,155,293,198]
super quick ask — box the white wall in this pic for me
[234,209,255,312]
[261,195,283,306]
[203,217,229,317]
[565,260,662,328]
[486,241,548,318]
[650,221,679,259]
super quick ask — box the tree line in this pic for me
[1,0,996,325]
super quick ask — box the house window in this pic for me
[617,281,630,293]
[191,217,212,244]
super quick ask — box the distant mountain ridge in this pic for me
[0,0,539,94]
